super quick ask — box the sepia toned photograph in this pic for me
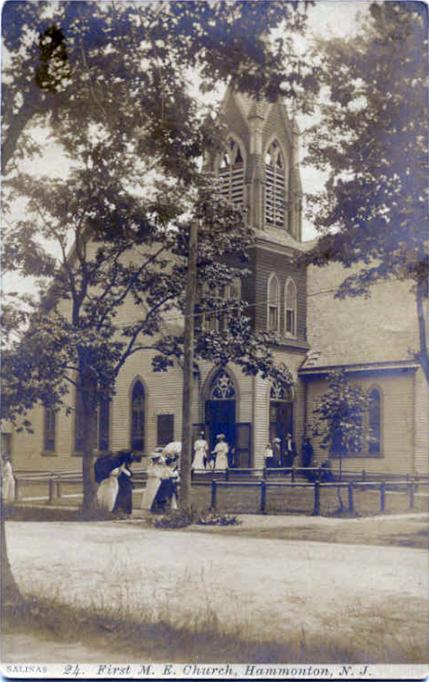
[0,0,428,677]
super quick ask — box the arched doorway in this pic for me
[269,381,294,448]
[205,369,236,462]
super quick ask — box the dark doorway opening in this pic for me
[269,401,293,446]
[205,398,236,456]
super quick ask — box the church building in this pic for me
[4,89,428,477]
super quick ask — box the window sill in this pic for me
[268,335,309,351]
[330,452,384,460]
[41,450,57,457]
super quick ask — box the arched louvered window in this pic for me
[218,137,245,206]
[285,278,297,336]
[368,388,382,455]
[265,140,286,227]
[130,380,145,452]
[44,407,56,452]
[267,273,280,332]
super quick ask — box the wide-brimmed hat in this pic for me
[150,449,163,460]
[274,437,281,443]
[216,434,225,440]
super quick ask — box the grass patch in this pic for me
[3,593,427,664]
[4,505,115,523]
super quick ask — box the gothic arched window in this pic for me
[130,380,145,452]
[209,370,236,400]
[285,278,297,336]
[265,140,286,227]
[368,387,382,455]
[218,137,245,206]
[44,407,56,452]
[267,273,280,332]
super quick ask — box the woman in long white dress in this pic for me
[141,452,168,511]
[97,466,121,512]
[2,457,15,503]
[213,434,229,471]
[192,432,208,470]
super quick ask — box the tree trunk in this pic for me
[416,278,429,385]
[180,220,198,513]
[0,481,22,614]
[80,377,99,514]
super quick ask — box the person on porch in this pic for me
[192,431,208,471]
[284,432,297,469]
[212,434,229,470]
[273,438,282,468]
[264,443,275,469]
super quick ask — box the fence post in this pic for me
[291,466,295,483]
[225,468,229,482]
[14,477,20,502]
[362,470,366,482]
[347,482,354,514]
[380,481,386,512]
[262,467,267,481]
[312,481,320,516]
[56,477,62,500]
[48,477,56,505]
[210,479,217,510]
[408,479,415,510]
[259,480,266,513]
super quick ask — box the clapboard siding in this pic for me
[306,373,416,475]
[253,245,307,340]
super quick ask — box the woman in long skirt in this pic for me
[141,452,167,511]
[192,432,208,471]
[2,457,15,503]
[213,434,229,471]
[97,466,121,512]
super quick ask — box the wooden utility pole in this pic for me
[180,219,198,512]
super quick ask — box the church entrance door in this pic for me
[205,399,236,457]
[204,369,237,466]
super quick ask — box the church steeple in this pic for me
[216,88,303,243]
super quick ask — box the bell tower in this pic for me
[212,87,303,243]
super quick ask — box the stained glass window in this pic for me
[210,370,236,400]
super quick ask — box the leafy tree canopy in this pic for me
[305,2,428,379]
[310,369,369,460]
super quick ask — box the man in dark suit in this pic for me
[284,433,297,468]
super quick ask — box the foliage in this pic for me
[152,508,196,529]
[310,370,369,459]
[2,1,318,173]
[305,2,429,381]
[197,510,241,526]
[2,1,316,510]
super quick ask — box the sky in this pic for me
[2,1,369,297]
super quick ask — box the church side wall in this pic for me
[305,372,415,475]
[414,368,429,475]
